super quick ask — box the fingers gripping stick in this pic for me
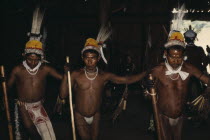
[148,75,156,96]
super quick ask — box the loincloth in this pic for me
[17,100,56,140]
[84,116,94,125]
[75,111,100,126]
[160,113,183,126]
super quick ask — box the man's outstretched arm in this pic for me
[107,71,147,84]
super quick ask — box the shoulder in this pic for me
[183,62,195,69]
[98,70,114,80]
[149,63,165,78]
[12,64,24,73]
[183,62,200,74]
[71,68,84,76]
[41,63,56,71]
[196,46,205,52]
[98,68,106,75]
[151,63,165,72]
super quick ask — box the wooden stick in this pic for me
[148,74,162,140]
[112,84,128,121]
[191,95,202,104]
[123,100,127,110]
[66,57,76,140]
[0,66,14,140]
[123,84,128,110]
[198,97,205,111]
[193,96,203,106]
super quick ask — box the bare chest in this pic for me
[75,74,105,90]
[16,69,47,84]
[155,73,190,99]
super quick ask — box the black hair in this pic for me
[82,49,100,57]
[166,45,185,54]
[25,53,41,59]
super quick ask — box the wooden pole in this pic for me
[123,84,128,110]
[0,66,14,140]
[112,84,128,121]
[148,74,162,140]
[66,57,76,140]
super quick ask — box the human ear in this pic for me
[163,50,167,58]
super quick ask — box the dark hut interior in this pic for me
[1,0,210,139]
[2,0,210,71]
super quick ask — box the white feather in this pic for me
[96,23,112,43]
[100,47,108,64]
[31,7,39,34]
[96,23,112,64]
[170,4,186,33]
[30,6,45,39]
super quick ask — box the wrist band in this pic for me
[57,95,65,104]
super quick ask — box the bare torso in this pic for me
[152,62,195,118]
[72,69,107,117]
[8,63,62,103]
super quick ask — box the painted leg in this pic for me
[19,106,42,140]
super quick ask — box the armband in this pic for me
[57,95,66,104]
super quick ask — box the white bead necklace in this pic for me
[84,67,98,81]
[22,61,42,75]
[169,74,180,80]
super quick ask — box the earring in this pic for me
[184,56,187,61]
[163,55,166,59]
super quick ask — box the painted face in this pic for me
[25,54,41,69]
[166,49,184,69]
[83,52,100,69]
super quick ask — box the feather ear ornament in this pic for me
[96,23,112,64]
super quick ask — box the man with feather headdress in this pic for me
[57,24,147,140]
[183,25,210,126]
[7,6,64,140]
[147,5,210,140]
[184,25,208,72]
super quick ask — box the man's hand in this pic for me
[206,45,210,54]
[53,96,66,115]
[143,75,155,89]
[64,63,70,73]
